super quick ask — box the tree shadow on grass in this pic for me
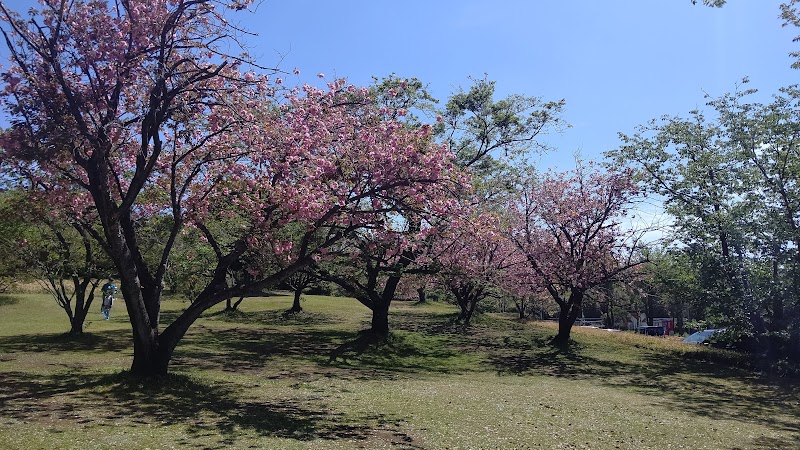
[204,308,341,327]
[326,330,454,366]
[488,338,800,449]
[339,331,473,374]
[173,322,470,383]
[172,326,355,372]
[391,309,474,336]
[0,329,131,354]
[175,303,475,379]
[0,295,20,306]
[0,370,417,448]
[489,337,587,377]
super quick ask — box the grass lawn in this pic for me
[0,292,798,449]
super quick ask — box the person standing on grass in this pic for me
[101,278,117,319]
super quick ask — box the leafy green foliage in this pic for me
[0,190,34,292]
[610,83,800,367]
[693,0,726,6]
[782,1,800,68]
[370,73,439,125]
[439,75,565,200]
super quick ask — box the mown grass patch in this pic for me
[0,292,798,449]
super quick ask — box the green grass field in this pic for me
[0,292,798,449]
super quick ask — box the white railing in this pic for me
[576,318,604,327]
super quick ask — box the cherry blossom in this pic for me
[433,211,525,325]
[508,162,643,344]
[0,0,464,376]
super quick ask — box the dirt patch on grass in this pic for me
[366,428,425,449]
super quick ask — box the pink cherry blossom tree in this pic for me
[395,272,434,303]
[313,205,462,336]
[309,77,467,337]
[0,1,459,376]
[508,163,645,345]
[433,212,524,326]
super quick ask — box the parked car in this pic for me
[682,328,724,344]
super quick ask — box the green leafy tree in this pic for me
[284,269,316,314]
[0,190,33,293]
[643,249,703,333]
[693,0,725,6]
[610,104,750,327]
[712,87,800,328]
[440,75,565,201]
[33,219,110,334]
[612,86,800,367]
[370,74,439,125]
[782,1,800,69]
[0,190,111,333]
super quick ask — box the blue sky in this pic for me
[0,0,796,170]
[239,0,798,169]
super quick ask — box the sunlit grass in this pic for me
[540,320,749,365]
[0,291,798,449]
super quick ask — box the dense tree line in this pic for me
[610,84,800,371]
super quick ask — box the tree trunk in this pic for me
[552,290,583,345]
[609,303,615,329]
[129,336,172,377]
[68,282,92,335]
[456,297,469,322]
[771,253,784,331]
[288,288,303,313]
[463,297,478,326]
[369,273,402,335]
[371,301,390,336]
[129,302,191,377]
[416,287,427,304]
[120,275,167,377]
[225,296,245,311]
[232,295,245,311]
[68,317,82,335]
[70,309,87,334]
[515,297,528,320]
[128,331,169,377]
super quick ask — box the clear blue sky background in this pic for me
[1,0,797,169]
[236,0,798,169]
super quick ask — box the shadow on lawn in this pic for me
[204,308,343,327]
[166,304,475,380]
[489,338,800,449]
[171,325,356,373]
[173,321,468,382]
[0,295,20,306]
[3,302,796,448]
[0,371,419,448]
[0,329,131,354]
